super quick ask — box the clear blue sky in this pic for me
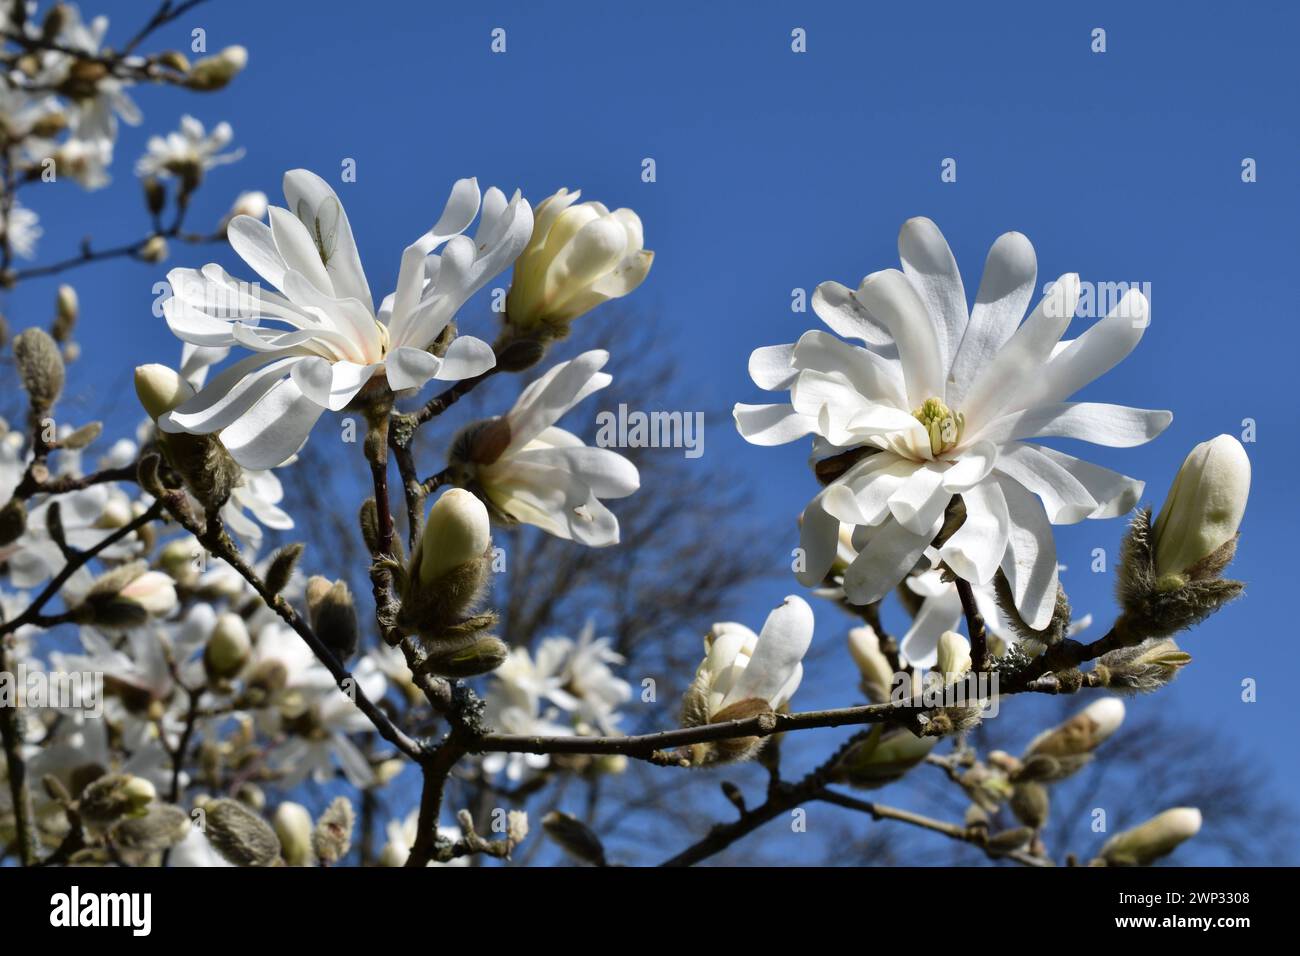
[8,0,1297,863]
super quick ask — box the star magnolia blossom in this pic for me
[158,169,532,468]
[455,350,639,546]
[688,595,815,721]
[735,218,1170,628]
[135,114,244,181]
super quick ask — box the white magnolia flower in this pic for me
[26,134,114,190]
[685,595,815,723]
[454,350,639,546]
[483,647,574,780]
[506,187,653,329]
[0,84,61,145]
[37,5,141,143]
[532,620,632,734]
[736,218,1169,628]
[4,484,141,588]
[158,169,532,468]
[135,114,244,181]
[0,199,41,259]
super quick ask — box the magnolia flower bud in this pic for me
[53,284,78,342]
[506,188,653,336]
[226,190,268,222]
[187,45,248,91]
[272,802,314,866]
[1099,807,1202,866]
[79,773,155,828]
[14,327,65,413]
[1153,435,1250,580]
[0,498,26,547]
[140,235,169,263]
[204,797,280,867]
[423,634,510,678]
[205,612,251,680]
[118,570,179,618]
[134,363,194,419]
[831,726,937,789]
[1009,782,1050,829]
[1025,698,1125,759]
[935,631,971,682]
[847,625,895,704]
[1095,638,1192,694]
[305,576,359,663]
[417,488,491,585]
[312,796,354,865]
[109,803,191,854]
[158,537,203,586]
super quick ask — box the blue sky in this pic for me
[7,0,1298,863]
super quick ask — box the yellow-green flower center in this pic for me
[913,397,963,456]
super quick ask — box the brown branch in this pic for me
[0,638,37,865]
[955,577,988,672]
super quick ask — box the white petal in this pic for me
[939,480,1009,585]
[997,477,1059,630]
[942,440,998,492]
[980,402,1172,448]
[722,596,814,709]
[733,403,815,446]
[792,329,907,408]
[948,231,1037,406]
[159,355,304,434]
[887,462,951,534]
[993,442,1098,524]
[282,168,373,311]
[514,445,640,498]
[268,206,332,295]
[854,269,946,409]
[227,215,287,289]
[794,493,841,587]
[290,358,377,411]
[843,514,942,605]
[1032,446,1143,518]
[749,343,797,391]
[898,217,967,378]
[960,273,1079,433]
[900,586,963,668]
[384,346,443,391]
[506,350,611,451]
[811,281,892,346]
[220,378,326,469]
[435,335,496,381]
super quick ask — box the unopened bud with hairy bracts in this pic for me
[1153,435,1250,579]
[830,725,938,790]
[186,45,248,91]
[1010,782,1050,829]
[58,421,101,450]
[987,827,1036,855]
[109,803,191,855]
[135,364,242,510]
[1094,638,1192,694]
[542,811,607,866]
[1024,698,1125,761]
[52,284,78,343]
[306,576,359,663]
[0,498,26,547]
[397,489,501,677]
[1117,508,1244,640]
[80,562,178,630]
[1098,807,1202,867]
[14,327,64,415]
[993,574,1073,652]
[847,625,895,704]
[264,542,304,597]
[311,796,354,865]
[203,797,280,867]
[78,774,155,830]
[273,802,314,866]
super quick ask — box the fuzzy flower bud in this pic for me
[53,284,78,342]
[847,625,895,704]
[505,188,653,337]
[204,797,280,867]
[14,327,65,413]
[272,802,314,867]
[1099,807,1202,866]
[831,726,937,790]
[305,576,359,663]
[417,488,490,585]
[187,45,248,91]
[542,811,607,866]
[134,364,194,420]
[1153,435,1250,580]
[311,796,354,865]
[935,630,971,682]
[1025,698,1125,760]
[225,190,268,223]
[204,612,251,681]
